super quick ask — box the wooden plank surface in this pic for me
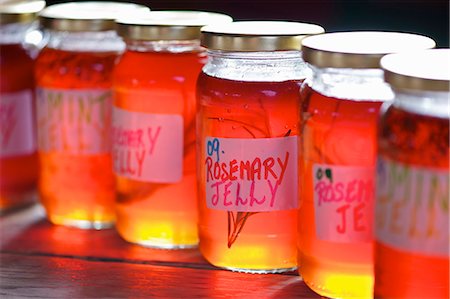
[0,204,207,266]
[0,204,320,298]
[0,253,319,298]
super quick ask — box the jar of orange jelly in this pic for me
[298,32,435,298]
[197,21,324,273]
[35,2,149,229]
[0,0,45,212]
[375,49,449,299]
[113,11,232,248]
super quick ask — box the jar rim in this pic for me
[200,21,324,51]
[302,31,436,69]
[0,0,45,25]
[381,49,450,92]
[39,1,149,32]
[116,11,232,41]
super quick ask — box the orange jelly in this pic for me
[113,12,232,248]
[298,32,435,298]
[35,48,118,227]
[375,50,449,299]
[34,2,148,228]
[197,21,324,272]
[197,75,302,271]
[0,1,45,212]
[299,84,382,295]
[0,45,38,211]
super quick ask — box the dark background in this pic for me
[47,0,449,47]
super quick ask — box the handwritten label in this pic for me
[205,136,298,212]
[36,88,112,154]
[0,90,36,157]
[112,107,183,183]
[376,157,449,257]
[313,164,374,243]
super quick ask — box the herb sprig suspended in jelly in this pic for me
[226,128,291,248]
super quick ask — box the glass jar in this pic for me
[298,32,435,298]
[197,21,324,273]
[0,0,45,213]
[34,2,149,229]
[113,11,232,248]
[375,49,449,299]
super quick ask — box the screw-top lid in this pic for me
[200,21,325,51]
[39,1,150,32]
[381,49,450,92]
[0,0,45,25]
[116,11,233,41]
[302,31,436,68]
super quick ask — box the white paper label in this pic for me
[112,107,183,183]
[376,157,449,257]
[313,164,375,243]
[0,90,36,157]
[204,136,298,212]
[36,88,112,154]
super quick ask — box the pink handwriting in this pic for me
[205,152,289,185]
[147,126,161,155]
[112,125,162,178]
[112,125,161,156]
[315,179,373,207]
[0,102,17,147]
[209,179,281,209]
[114,148,146,177]
[112,127,144,148]
[335,202,367,234]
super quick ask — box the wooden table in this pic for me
[0,204,320,298]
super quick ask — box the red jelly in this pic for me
[113,11,232,248]
[197,21,324,273]
[35,1,148,228]
[0,1,45,212]
[298,32,435,298]
[375,49,449,299]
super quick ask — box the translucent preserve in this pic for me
[197,72,302,272]
[35,2,148,228]
[299,79,384,297]
[0,1,45,212]
[375,49,449,299]
[113,11,232,248]
[197,21,324,273]
[35,47,119,227]
[298,32,436,298]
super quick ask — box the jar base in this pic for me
[48,218,115,230]
[133,239,198,250]
[299,253,373,299]
[115,207,199,250]
[199,233,297,274]
[222,265,297,274]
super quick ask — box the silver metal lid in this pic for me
[201,21,325,51]
[39,1,150,32]
[302,31,436,68]
[381,49,450,92]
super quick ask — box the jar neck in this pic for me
[126,39,202,53]
[43,29,124,52]
[309,66,394,102]
[393,89,449,119]
[203,50,308,82]
[0,22,33,45]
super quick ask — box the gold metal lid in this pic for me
[200,21,325,51]
[39,1,150,32]
[116,11,233,41]
[381,49,450,92]
[0,0,45,25]
[302,31,436,69]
